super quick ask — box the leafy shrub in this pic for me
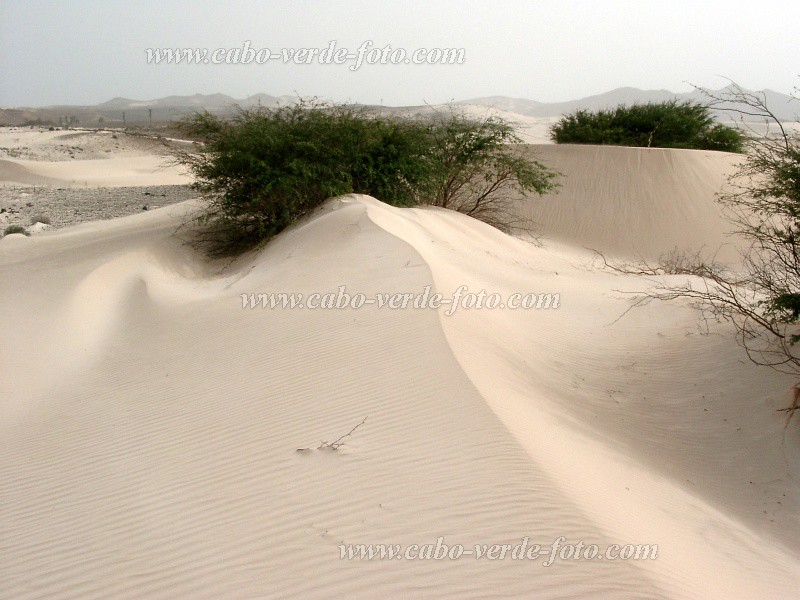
[549,100,744,152]
[421,107,557,228]
[3,225,29,236]
[176,102,557,256]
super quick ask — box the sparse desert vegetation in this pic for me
[5,2,800,595]
[28,213,50,225]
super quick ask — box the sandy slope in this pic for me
[0,156,192,187]
[0,128,192,187]
[369,199,800,597]
[521,144,742,263]
[2,145,800,598]
[0,156,191,188]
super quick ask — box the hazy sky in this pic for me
[2,0,799,107]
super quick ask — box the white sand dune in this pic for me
[0,155,192,187]
[0,127,193,188]
[2,145,799,598]
[0,158,64,187]
[522,144,742,262]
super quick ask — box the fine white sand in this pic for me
[0,127,192,187]
[521,144,742,262]
[0,156,192,187]
[1,145,799,598]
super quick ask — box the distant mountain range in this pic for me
[96,93,295,111]
[0,93,297,126]
[1,87,797,127]
[460,86,799,122]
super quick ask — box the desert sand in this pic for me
[1,134,799,598]
[0,127,192,187]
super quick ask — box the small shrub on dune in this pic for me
[175,102,557,256]
[3,225,29,236]
[29,214,51,225]
[549,100,744,153]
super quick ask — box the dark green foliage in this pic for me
[176,102,557,256]
[3,225,29,236]
[550,101,744,153]
[736,143,800,344]
[770,293,800,329]
[421,109,558,225]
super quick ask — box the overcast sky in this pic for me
[2,0,799,107]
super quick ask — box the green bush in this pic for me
[176,102,557,256]
[549,100,744,152]
[422,108,558,226]
[3,225,29,236]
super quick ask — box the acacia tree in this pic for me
[606,82,800,422]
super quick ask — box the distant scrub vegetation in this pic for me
[22,118,57,128]
[175,102,557,256]
[549,100,744,153]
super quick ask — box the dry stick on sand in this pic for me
[296,417,368,453]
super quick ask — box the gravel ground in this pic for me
[0,184,198,232]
